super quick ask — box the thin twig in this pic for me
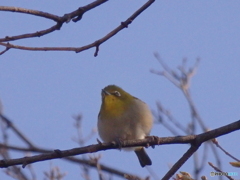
[0,6,60,21]
[212,139,240,162]
[208,162,234,180]
[0,0,109,42]
[156,102,189,134]
[0,114,34,148]
[152,56,222,178]
[0,0,155,56]
[198,142,209,173]
[0,47,10,55]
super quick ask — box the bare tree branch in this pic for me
[0,0,109,42]
[0,0,155,56]
[0,143,143,179]
[0,120,239,180]
[152,55,223,179]
[0,114,34,148]
[0,113,144,180]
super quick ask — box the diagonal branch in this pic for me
[162,144,199,180]
[0,114,35,148]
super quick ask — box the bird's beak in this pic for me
[102,89,110,95]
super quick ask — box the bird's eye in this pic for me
[113,91,121,97]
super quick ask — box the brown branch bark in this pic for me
[0,0,108,42]
[0,144,143,180]
[0,120,239,180]
[0,0,155,56]
[0,6,60,21]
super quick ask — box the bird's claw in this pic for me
[112,138,124,150]
[97,138,102,145]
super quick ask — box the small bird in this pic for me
[98,85,153,167]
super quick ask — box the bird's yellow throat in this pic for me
[100,94,132,120]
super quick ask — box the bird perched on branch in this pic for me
[98,85,153,167]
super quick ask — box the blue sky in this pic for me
[0,1,240,179]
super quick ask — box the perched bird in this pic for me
[98,85,153,167]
